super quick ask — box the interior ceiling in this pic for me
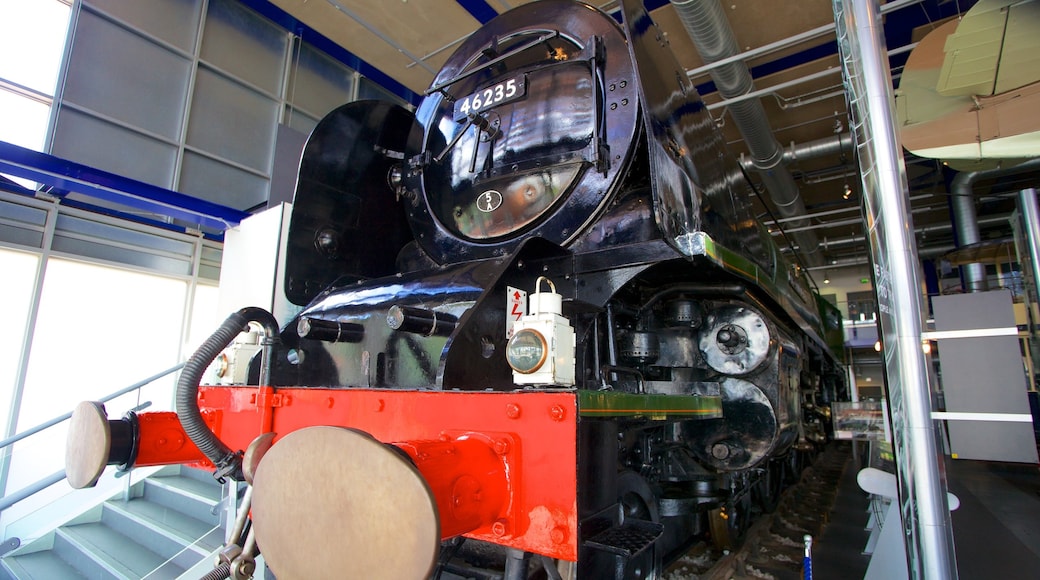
[270,0,1040,291]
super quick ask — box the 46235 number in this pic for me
[454,75,527,121]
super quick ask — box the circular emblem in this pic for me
[476,190,503,213]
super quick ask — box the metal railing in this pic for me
[0,362,185,513]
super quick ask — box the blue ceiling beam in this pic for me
[0,140,249,233]
[455,0,498,24]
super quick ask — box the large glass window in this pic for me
[0,193,225,531]
[0,91,51,153]
[8,259,188,498]
[0,0,71,189]
[0,249,40,437]
[0,0,71,95]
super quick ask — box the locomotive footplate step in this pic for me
[585,519,663,558]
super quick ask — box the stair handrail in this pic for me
[0,362,186,514]
[0,471,66,513]
[0,362,185,452]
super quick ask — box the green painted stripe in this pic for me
[578,391,723,419]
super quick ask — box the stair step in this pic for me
[107,498,223,553]
[2,468,227,580]
[100,501,213,570]
[56,522,185,580]
[2,550,86,580]
[174,466,220,486]
[142,475,223,527]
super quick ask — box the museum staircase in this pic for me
[0,465,226,579]
[0,364,232,580]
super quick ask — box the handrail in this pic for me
[0,470,66,512]
[0,362,185,452]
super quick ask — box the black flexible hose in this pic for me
[177,307,280,478]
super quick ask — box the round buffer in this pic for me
[66,401,112,489]
[251,426,439,579]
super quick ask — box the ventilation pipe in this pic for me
[788,214,1011,252]
[671,0,822,266]
[950,157,1040,292]
[738,133,853,173]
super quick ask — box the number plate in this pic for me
[453,75,527,121]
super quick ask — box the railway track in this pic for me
[665,443,852,580]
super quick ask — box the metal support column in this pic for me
[1018,188,1040,388]
[832,1,958,578]
[1019,188,1040,305]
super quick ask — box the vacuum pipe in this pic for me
[177,307,279,480]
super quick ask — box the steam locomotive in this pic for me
[67,1,846,578]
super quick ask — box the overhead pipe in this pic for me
[950,158,1040,292]
[706,41,914,114]
[671,0,822,266]
[684,0,926,80]
[769,192,935,226]
[805,244,956,271]
[739,133,853,173]
[787,214,1012,252]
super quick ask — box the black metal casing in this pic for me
[271,1,846,576]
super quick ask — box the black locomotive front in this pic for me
[270,1,845,576]
[67,2,846,579]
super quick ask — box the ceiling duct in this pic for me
[950,157,1040,292]
[738,133,853,172]
[671,0,822,266]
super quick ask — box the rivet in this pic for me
[549,405,566,422]
[551,526,567,544]
[491,519,508,537]
[494,439,510,455]
[506,403,521,419]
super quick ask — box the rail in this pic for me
[0,362,185,513]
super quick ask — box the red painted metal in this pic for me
[133,411,206,467]
[179,386,580,561]
[393,437,508,539]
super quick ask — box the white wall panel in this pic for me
[86,0,202,52]
[288,43,356,118]
[201,0,287,95]
[51,108,178,188]
[179,150,269,211]
[186,67,279,173]
[63,9,191,141]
